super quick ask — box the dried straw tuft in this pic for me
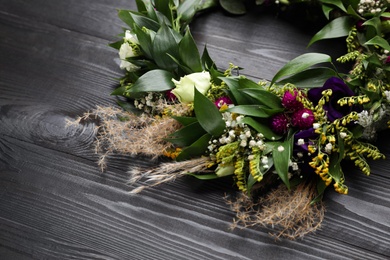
[128,157,211,193]
[227,181,325,239]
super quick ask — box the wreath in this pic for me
[75,0,390,239]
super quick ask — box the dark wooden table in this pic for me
[1,1,389,259]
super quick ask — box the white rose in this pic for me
[124,30,139,44]
[118,42,140,72]
[171,71,211,103]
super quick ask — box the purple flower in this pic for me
[270,113,289,135]
[281,89,303,111]
[294,128,317,151]
[214,96,233,108]
[308,77,355,122]
[291,108,314,130]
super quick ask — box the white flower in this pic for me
[357,110,373,127]
[301,112,310,119]
[291,162,299,171]
[124,30,139,44]
[384,91,390,102]
[261,156,268,165]
[313,123,321,129]
[297,138,305,146]
[277,145,284,152]
[240,140,247,147]
[119,42,140,72]
[340,132,347,139]
[171,72,211,103]
[325,143,333,153]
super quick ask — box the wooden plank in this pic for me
[0,0,389,259]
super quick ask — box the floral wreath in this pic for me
[78,0,390,239]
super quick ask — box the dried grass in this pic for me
[128,157,211,193]
[227,181,325,239]
[67,105,188,170]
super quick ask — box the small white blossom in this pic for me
[248,155,255,160]
[297,138,305,146]
[240,140,247,147]
[249,140,257,147]
[384,91,390,102]
[340,132,347,139]
[357,110,373,127]
[291,162,299,171]
[297,152,303,158]
[301,112,310,119]
[313,123,321,129]
[261,156,268,165]
[325,143,333,153]
[277,145,284,152]
[245,130,251,138]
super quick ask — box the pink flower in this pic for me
[214,96,233,108]
[281,89,303,111]
[270,113,289,135]
[291,108,315,130]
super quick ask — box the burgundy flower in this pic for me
[270,113,289,135]
[385,56,390,64]
[214,96,233,108]
[281,89,303,111]
[308,77,355,122]
[166,90,177,101]
[291,108,314,130]
[356,20,365,32]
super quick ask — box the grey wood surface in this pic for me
[0,0,389,259]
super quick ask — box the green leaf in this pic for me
[311,178,327,204]
[321,0,346,12]
[154,0,174,22]
[278,67,338,88]
[135,0,147,13]
[118,11,161,32]
[241,117,282,140]
[179,29,203,72]
[126,69,174,94]
[116,100,141,115]
[133,24,154,59]
[220,77,252,104]
[111,85,127,96]
[166,121,206,146]
[194,88,226,136]
[322,4,334,20]
[176,133,212,161]
[187,173,220,180]
[239,88,283,109]
[201,45,216,70]
[109,39,124,50]
[363,17,381,35]
[172,116,198,126]
[364,36,390,51]
[346,5,363,20]
[177,0,201,21]
[219,0,246,15]
[308,16,354,47]
[271,53,332,85]
[272,138,293,189]
[152,24,180,70]
[227,105,283,118]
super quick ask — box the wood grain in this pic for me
[0,0,389,259]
